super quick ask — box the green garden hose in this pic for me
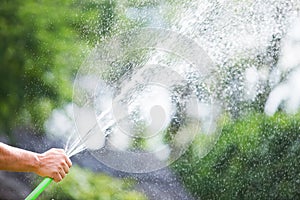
[25,177,53,200]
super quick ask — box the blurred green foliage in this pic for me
[0,0,121,137]
[174,112,300,199]
[41,165,147,200]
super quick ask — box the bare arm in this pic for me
[0,142,72,182]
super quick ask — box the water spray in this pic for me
[25,27,222,199]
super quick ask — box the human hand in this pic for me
[34,148,72,182]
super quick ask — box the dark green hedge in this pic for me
[174,112,300,199]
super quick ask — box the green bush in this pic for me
[173,112,300,199]
[0,0,122,135]
[40,165,147,200]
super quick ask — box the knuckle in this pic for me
[59,166,64,173]
[67,159,72,167]
[58,149,65,153]
[52,173,59,182]
[63,154,69,160]
[50,148,57,152]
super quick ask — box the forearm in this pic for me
[0,142,72,182]
[0,142,39,173]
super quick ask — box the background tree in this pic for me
[0,0,120,140]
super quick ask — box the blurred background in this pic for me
[1,0,300,199]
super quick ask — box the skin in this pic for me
[0,142,72,182]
